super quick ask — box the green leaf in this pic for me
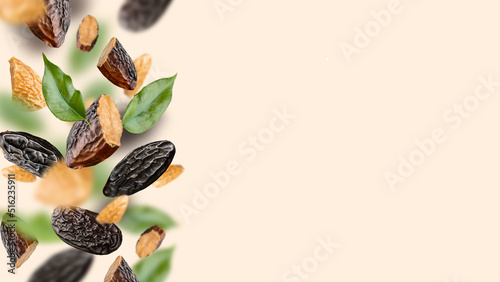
[42,53,87,123]
[0,94,44,132]
[133,247,175,282]
[25,212,61,243]
[120,206,176,234]
[122,75,176,134]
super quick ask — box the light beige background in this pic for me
[0,0,499,281]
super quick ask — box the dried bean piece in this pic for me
[0,0,46,24]
[153,164,184,188]
[97,37,137,90]
[36,161,93,207]
[104,256,139,282]
[119,0,172,32]
[96,195,129,224]
[2,165,36,183]
[9,57,46,111]
[0,131,63,177]
[1,213,38,268]
[136,225,165,258]
[66,95,122,169]
[26,0,71,48]
[51,206,122,255]
[28,249,93,282]
[103,140,175,197]
[76,15,99,52]
[124,53,152,97]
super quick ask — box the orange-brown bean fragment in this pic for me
[135,225,165,258]
[9,57,46,111]
[2,165,36,182]
[36,161,93,206]
[76,15,99,52]
[96,196,129,224]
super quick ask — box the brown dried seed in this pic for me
[26,0,71,48]
[1,213,38,268]
[9,57,45,111]
[153,164,184,188]
[97,196,129,224]
[36,161,93,207]
[0,0,46,24]
[2,165,36,183]
[66,95,122,169]
[136,225,165,258]
[76,15,99,52]
[124,54,152,97]
[97,37,137,90]
[104,256,139,282]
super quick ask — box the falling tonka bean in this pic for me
[66,95,122,169]
[0,131,63,177]
[136,225,165,258]
[51,206,122,255]
[103,140,175,197]
[104,256,139,282]
[29,249,93,282]
[26,0,71,48]
[76,15,99,52]
[1,213,38,268]
[97,37,137,90]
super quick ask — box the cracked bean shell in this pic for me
[103,140,175,197]
[26,0,71,48]
[66,95,122,169]
[76,15,99,52]
[136,225,165,258]
[51,206,122,255]
[97,37,137,90]
[1,213,38,268]
[104,256,139,282]
[29,249,93,282]
[0,131,63,177]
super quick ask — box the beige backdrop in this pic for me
[0,0,499,281]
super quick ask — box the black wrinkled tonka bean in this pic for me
[103,140,175,197]
[0,131,63,177]
[119,0,172,32]
[51,207,122,255]
[29,249,93,282]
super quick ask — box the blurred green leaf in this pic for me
[69,22,108,74]
[92,162,111,198]
[1,212,59,243]
[133,247,175,282]
[25,212,61,243]
[0,94,44,132]
[120,206,176,234]
[83,77,116,101]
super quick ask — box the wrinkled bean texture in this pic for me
[0,131,63,177]
[103,140,175,197]
[51,207,122,255]
[29,249,93,282]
